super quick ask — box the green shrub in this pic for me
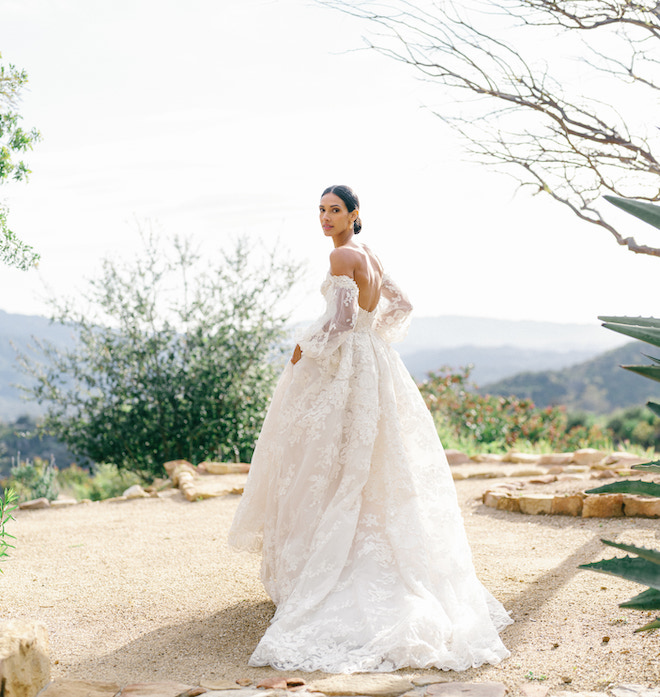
[419,366,613,453]
[57,463,143,501]
[7,457,59,502]
[0,487,17,573]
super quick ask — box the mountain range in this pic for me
[0,309,637,420]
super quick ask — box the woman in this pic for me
[228,185,511,673]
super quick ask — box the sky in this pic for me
[1,0,659,329]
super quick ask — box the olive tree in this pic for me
[0,53,40,270]
[17,230,298,477]
[320,0,660,256]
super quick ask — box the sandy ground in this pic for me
[1,474,659,695]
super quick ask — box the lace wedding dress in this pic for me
[228,272,512,673]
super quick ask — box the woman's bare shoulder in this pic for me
[329,247,359,277]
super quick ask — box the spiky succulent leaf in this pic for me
[632,461,660,473]
[585,480,660,498]
[579,556,660,590]
[600,321,660,348]
[602,539,660,564]
[634,617,660,633]
[622,364,660,383]
[646,402,660,418]
[604,196,660,231]
[642,354,660,366]
[598,316,660,328]
[620,587,660,610]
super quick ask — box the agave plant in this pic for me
[578,195,660,632]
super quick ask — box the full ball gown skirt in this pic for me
[228,272,512,673]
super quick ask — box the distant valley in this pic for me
[0,309,639,420]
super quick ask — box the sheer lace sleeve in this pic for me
[296,274,359,360]
[373,274,413,343]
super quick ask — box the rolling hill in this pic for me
[483,340,660,413]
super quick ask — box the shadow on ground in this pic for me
[66,599,277,684]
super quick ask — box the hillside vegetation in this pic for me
[484,341,660,413]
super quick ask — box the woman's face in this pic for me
[319,193,357,238]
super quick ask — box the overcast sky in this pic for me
[1,0,659,328]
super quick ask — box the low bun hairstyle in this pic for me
[322,184,362,235]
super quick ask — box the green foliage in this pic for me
[17,231,297,477]
[580,538,660,631]
[0,54,40,270]
[6,456,59,502]
[580,196,660,632]
[57,463,142,501]
[0,487,17,573]
[585,480,660,497]
[603,196,660,232]
[484,341,660,415]
[419,366,611,453]
[605,405,660,450]
[632,462,660,473]
[0,415,80,479]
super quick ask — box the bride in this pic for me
[228,184,512,673]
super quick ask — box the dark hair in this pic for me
[322,184,362,235]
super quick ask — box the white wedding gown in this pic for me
[228,272,512,673]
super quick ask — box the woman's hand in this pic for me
[291,344,302,365]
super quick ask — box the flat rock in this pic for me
[412,676,450,687]
[518,494,554,515]
[582,493,624,517]
[551,494,583,516]
[200,679,244,690]
[425,682,507,697]
[120,682,197,696]
[18,497,50,510]
[200,461,250,474]
[623,495,660,518]
[506,453,541,465]
[573,448,608,466]
[308,674,414,697]
[520,686,549,697]
[610,684,660,697]
[527,475,557,485]
[38,679,120,696]
[445,450,471,465]
[537,453,573,465]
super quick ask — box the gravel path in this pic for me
[1,475,659,694]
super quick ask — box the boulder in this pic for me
[551,494,584,517]
[582,494,624,518]
[623,495,660,518]
[572,448,608,467]
[518,494,554,515]
[0,620,50,697]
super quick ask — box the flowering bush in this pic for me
[418,366,611,453]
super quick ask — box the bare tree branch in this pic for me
[319,0,660,256]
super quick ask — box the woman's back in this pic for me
[329,243,383,312]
